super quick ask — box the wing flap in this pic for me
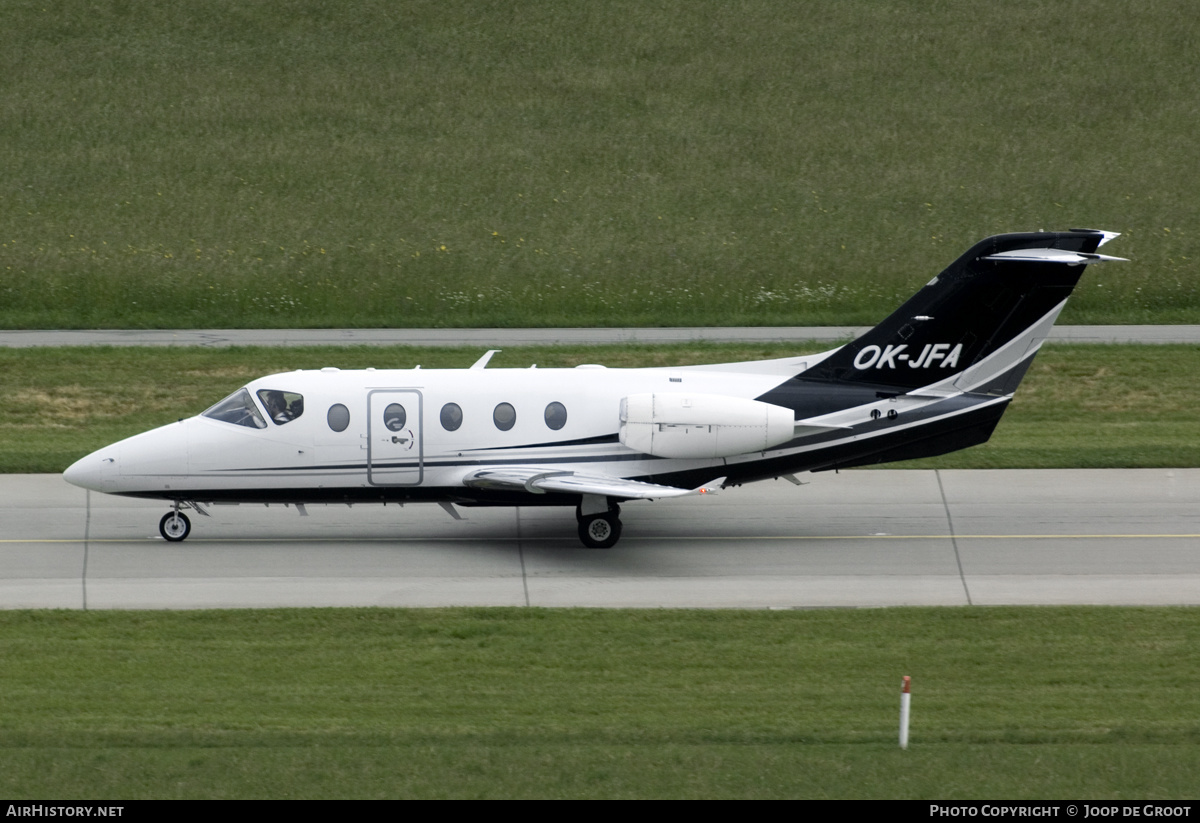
[462,466,723,499]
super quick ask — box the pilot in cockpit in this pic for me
[264,391,292,424]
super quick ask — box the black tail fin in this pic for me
[798,230,1124,394]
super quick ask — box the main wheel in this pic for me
[578,513,622,549]
[159,511,191,542]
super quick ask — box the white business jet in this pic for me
[64,230,1124,548]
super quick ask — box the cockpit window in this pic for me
[202,388,267,429]
[257,390,304,425]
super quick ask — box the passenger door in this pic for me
[367,389,423,486]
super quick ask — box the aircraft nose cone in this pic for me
[63,451,115,491]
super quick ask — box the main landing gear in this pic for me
[576,499,622,549]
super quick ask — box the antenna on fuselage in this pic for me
[470,349,501,369]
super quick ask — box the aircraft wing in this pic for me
[461,466,724,499]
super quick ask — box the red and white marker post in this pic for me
[899,675,912,749]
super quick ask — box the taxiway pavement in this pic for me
[2,470,1197,610]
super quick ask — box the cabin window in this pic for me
[493,402,516,431]
[440,402,463,432]
[327,404,350,433]
[384,403,407,431]
[544,401,567,431]
[202,388,267,429]
[257,390,304,425]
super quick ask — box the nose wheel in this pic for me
[159,511,191,542]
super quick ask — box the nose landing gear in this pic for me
[159,510,191,542]
[158,501,206,542]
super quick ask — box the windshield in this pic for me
[201,388,267,429]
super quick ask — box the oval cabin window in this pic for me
[327,404,351,433]
[440,402,463,432]
[493,402,516,431]
[544,401,567,431]
[384,403,407,432]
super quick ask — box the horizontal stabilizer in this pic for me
[983,248,1128,264]
[462,466,723,499]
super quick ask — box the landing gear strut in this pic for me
[159,507,191,542]
[576,500,622,549]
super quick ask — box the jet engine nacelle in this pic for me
[619,393,796,459]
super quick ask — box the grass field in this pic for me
[2,342,1197,473]
[2,1,1197,328]
[1,607,1197,799]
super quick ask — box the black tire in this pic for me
[159,511,191,542]
[578,513,621,549]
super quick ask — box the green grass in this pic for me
[0,607,1197,798]
[1,0,1197,328]
[2,343,1197,473]
[900,343,1200,470]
